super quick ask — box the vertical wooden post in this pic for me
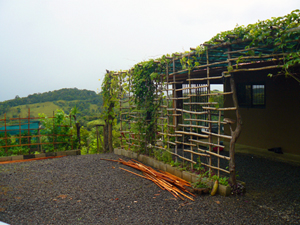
[172,58,178,162]
[159,72,165,153]
[104,122,109,152]
[37,121,40,153]
[76,122,81,149]
[28,108,31,154]
[176,83,183,125]
[166,63,170,153]
[206,48,212,175]
[4,113,7,154]
[128,70,131,151]
[96,125,99,153]
[119,73,123,149]
[38,121,43,153]
[188,53,193,170]
[100,125,105,151]
[52,111,55,151]
[104,72,114,153]
[217,110,221,177]
[19,115,21,153]
[107,95,114,153]
[227,46,242,186]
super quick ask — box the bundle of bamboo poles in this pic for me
[100,158,195,201]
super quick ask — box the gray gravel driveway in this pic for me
[0,153,299,224]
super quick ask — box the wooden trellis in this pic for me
[114,27,299,184]
[117,55,236,179]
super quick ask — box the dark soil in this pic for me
[0,153,299,224]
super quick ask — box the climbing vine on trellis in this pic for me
[205,9,300,82]
[101,9,300,153]
[130,60,165,154]
[101,71,120,125]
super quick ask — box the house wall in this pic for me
[224,70,300,156]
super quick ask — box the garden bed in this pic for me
[114,148,239,196]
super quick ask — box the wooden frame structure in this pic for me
[112,24,299,183]
[0,108,74,155]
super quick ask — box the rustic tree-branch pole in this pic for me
[227,46,242,186]
[76,122,81,149]
[107,103,114,153]
[228,76,242,185]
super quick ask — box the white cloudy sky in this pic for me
[0,0,299,102]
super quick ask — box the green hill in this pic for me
[0,88,103,128]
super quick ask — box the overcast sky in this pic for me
[0,0,298,102]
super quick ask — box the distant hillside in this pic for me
[0,88,103,127]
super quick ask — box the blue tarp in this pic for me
[0,121,40,135]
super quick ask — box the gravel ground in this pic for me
[0,152,299,225]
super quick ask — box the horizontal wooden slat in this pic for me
[202,107,237,111]
[201,162,230,174]
[201,130,232,139]
[175,141,196,147]
[175,85,208,92]
[167,141,176,145]
[175,131,208,138]
[197,148,230,160]
[178,124,209,129]
[187,76,225,81]
[183,102,218,105]
[189,139,224,148]
[157,132,182,137]
[183,149,210,157]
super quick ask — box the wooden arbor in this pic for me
[114,22,299,185]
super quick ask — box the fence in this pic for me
[0,109,74,156]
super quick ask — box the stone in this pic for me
[35,153,46,158]
[12,155,23,160]
[123,150,130,157]
[174,168,182,179]
[131,152,138,159]
[146,156,154,167]
[0,156,12,162]
[137,154,144,162]
[152,159,160,169]
[218,184,231,196]
[114,148,121,155]
[165,164,175,175]
[45,152,56,157]
[182,171,193,183]
[66,150,78,156]
[56,151,67,156]
[158,161,166,171]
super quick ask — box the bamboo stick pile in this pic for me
[101,158,195,201]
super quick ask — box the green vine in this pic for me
[204,9,300,81]
[102,9,300,156]
[130,60,164,154]
[101,71,120,125]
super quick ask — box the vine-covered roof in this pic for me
[112,9,300,83]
